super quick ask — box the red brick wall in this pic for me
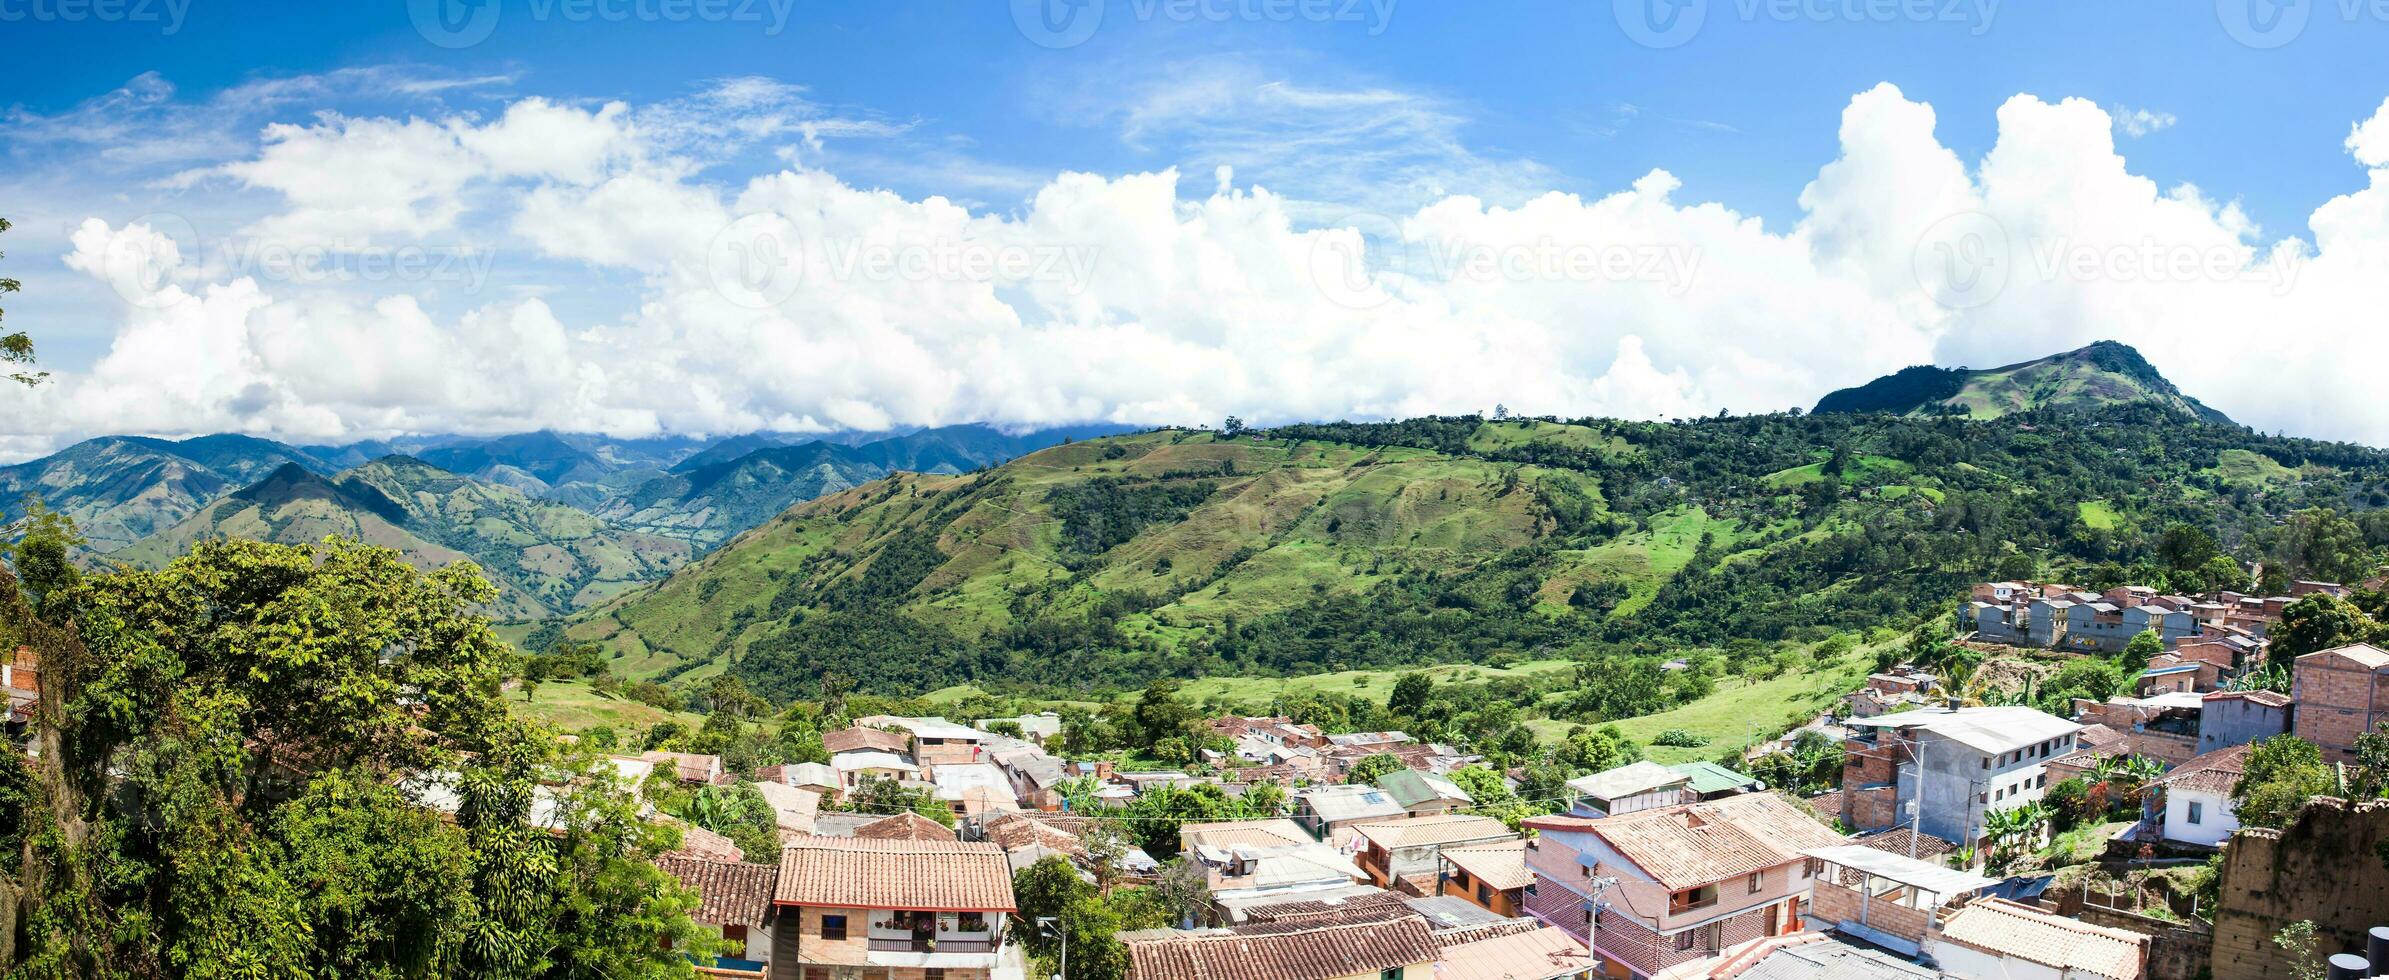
[2292,657,2389,760]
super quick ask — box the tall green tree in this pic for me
[2232,735,2338,829]
[1,216,43,387]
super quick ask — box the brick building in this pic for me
[2291,643,2389,762]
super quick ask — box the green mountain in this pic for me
[120,458,693,619]
[0,434,331,551]
[1813,341,2232,423]
[599,424,1142,549]
[563,404,2389,700]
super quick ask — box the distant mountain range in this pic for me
[1,423,1132,616]
[1812,341,2233,424]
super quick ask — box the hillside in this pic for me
[0,434,330,551]
[564,405,2389,701]
[595,424,1139,548]
[121,459,692,618]
[1813,341,2233,423]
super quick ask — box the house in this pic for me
[823,726,913,759]
[1440,839,1534,918]
[2071,692,2205,766]
[1349,814,1516,894]
[974,711,1062,745]
[1522,793,1843,979]
[1181,819,1372,921]
[2291,643,2389,761]
[1295,784,1410,843]
[767,835,1020,980]
[1377,769,1475,816]
[2143,743,2250,847]
[855,715,988,768]
[1840,706,2081,850]
[750,782,819,838]
[656,855,781,976]
[757,762,841,799]
[2195,689,2292,754]
[928,762,1017,821]
[2134,656,2210,696]
[1666,761,1763,801]
[1565,761,1692,818]
[1121,908,1444,980]
[829,751,920,791]
[989,747,1071,811]
[642,751,729,786]
[1648,932,1954,979]
[1799,845,1998,956]
[1927,897,2149,980]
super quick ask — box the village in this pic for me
[210,569,2369,980]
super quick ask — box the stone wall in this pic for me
[2209,799,2389,980]
[1810,879,1929,945]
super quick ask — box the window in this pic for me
[1381,969,1404,980]
[821,914,847,940]
[1674,930,1697,952]
[926,972,946,980]
[2188,801,2204,825]
[1747,871,1764,894]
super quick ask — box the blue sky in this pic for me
[6,2,2389,454]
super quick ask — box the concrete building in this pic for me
[1294,784,1410,843]
[766,836,1021,980]
[1438,839,1533,918]
[2291,643,2389,762]
[1522,794,1842,979]
[1375,769,1474,816]
[1565,761,1693,818]
[1348,814,1515,894]
[2195,689,2293,754]
[2144,744,2250,848]
[1840,706,2082,850]
[1800,845,1998,957]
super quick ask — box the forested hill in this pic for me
[563,408,2389,702]
[1812,340,2233,423]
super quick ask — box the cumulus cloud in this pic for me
[14,75,2389,459]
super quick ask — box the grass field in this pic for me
[1166,658,1580,708]
[1527,649,1873,764]
[508,680,705,733]
[2078,500,2121,530]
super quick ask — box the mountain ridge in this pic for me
[1812,340,2233,424]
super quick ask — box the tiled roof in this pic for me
[1936,898,2147,980]
[852,811,958,841]
[773,834,1015,911]
[1124,913,1441,980]
[2204,689,2291,708]
[1377,769,1473,809]
[641,751,724,784]
[664,823,747,862]
[1433,924,1593,980]
[1850,826,1956,863]
[1181,818,1313,851]
[1668,760,1763,795]
[982,812,1087,857]
[2301,643,2389,670]
[1241,890,1414,925]
[751,781,820,835]
[1350,814,1514,849]
[2149,744,2251,796]
[1439,839,1532,892]
[1565,760,1691,800]
[1585,793,1844,891]
[824,726,913,755]
[656,856,779,926]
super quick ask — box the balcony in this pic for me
[865,911,1002,955]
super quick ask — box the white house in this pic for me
[2145,743,2249,847]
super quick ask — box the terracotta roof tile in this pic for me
[1936,898,2147,980]
[825,726,914,755]
[1434,924,1594,980]
[852,811,958,842]
[664,823,747,862]
[773,834,1015,911]
[982,812,1087,857]
[2149,744,2251,796]
[656,856,779,926]
[1585,793,1844,891]
[1125,913,1441,980]
[1350,814,1514,849]
[1440,839,1533,892]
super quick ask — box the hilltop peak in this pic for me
[1813,340,2231,423]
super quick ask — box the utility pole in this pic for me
[1039,915,1066,980]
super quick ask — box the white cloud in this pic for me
[2111,105,2178,138]
[16,75,2389,460]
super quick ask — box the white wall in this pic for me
[2163,788,2238,847]
[1933,941,2064,980]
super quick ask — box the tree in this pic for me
[2232,735,2337,829]
[1,500,81,619]
[1346,753,1407,786]
[1,216,43,387]
[2272,595,2383,661]
[2261,509,2377,586]
[841,775,955,827]
[1221,416,1246,437]
[0,538,709,976]
[1387,672,1433,719]
[2274,920,2328,980]
[2120,630,2164,676]
[1553,725,1642,776]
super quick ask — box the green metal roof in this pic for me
[1665,760,1762,795]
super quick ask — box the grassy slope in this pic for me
[567,425,1663,680]
[1525,648,1874,763]
[508,680,705,732]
